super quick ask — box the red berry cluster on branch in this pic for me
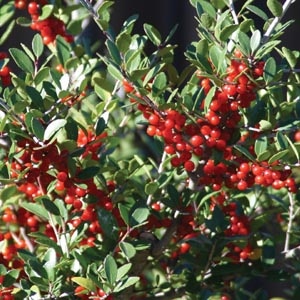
[123,52,297,194]
[2,128,112,267]
[14,0,74,45]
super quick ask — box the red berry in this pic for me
[28,1,39,15]
[184,160,195,172]
[179,242,190,254]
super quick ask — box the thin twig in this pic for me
[284,192,296,253]
[227,0,239,52]
[262,0,295,45]
[229,0,239,25]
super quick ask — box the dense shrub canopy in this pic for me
[0,0,299,299]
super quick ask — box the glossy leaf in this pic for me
[71,277,96,292]
[43,119,67,141]
[250,30,261,54]
[20,202,49,220]
[9,48,34,74]
[152,72,167,96]
[143,23,162,46]
[254,136,268,157]
[130,206,150,227]
[263,57,276,84]
[247,5,269,21]
[267,0,283,17]
[31,118,45,141]
[56,35,71,66]
[104,255,118,286]
[219,25,238,42]
[40,196,60,216]
[32,34,44,59]
[119,242,136,259]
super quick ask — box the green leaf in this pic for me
[143,23,162,46]
[31,118,45,140]
[238,31,251,56]
[28,259,48,278]
[263,57,276,84]
[257,150,271,162]
[199,0,216,18]
[26,86,44,108]
[97,207,119,241]
[0,20,15,46]
[32,34,44,58]
[209,45,226,73]
[56,35,71,66]
[106,39,122,65]
[77,166,100,180]
[20,202,48,220]
[152,72,167,96]
[282,47,297,68]
[130,206,150,227]
[262,238,275,265]
[116,263,132,281]
[276,131,288,149]
[96,1,114,31]
[71,277,96,292]
[0,185,19,201]
[104,255,118,286]
[119,242,136,259]
[95,116,107,136]
[219,24,238,42]
[247,5,269,21]
[28,232,62,254]
[43,119,67,141]
[9,48,34,74]
[114,276,140,293]
[286,135,300,162]
[234,145,256,161]
[107,64,123,81]
[3,269,20,287]
[43,248,57,281]
[118,203,130,226]
[254,136,268,157]
[0,3,15,26]
[268,149,289,164]
[267,0,283,17]
[145,181,159,195]
[250,30,261,54]
[39,4,54,20]
[259,120,272,131]
[116,31,132,53]
[40,196,60,216]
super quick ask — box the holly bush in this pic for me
[0,0,300,299]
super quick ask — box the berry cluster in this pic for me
[123,52,297,194]
[14,0,74,45]
[210,192,256,262]
[122,51,298,265]
[0,52,12,87]
[1,128,110,265]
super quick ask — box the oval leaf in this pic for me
[9,48,34,74]
[267,0,283,17]
[43,119,67,141]
[104,255,118,286]
[143,23,162,46]
[32,34,44,58]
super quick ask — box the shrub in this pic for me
[0,0,299,299]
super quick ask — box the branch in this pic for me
[262,0,295,44]
[284,192,296,253]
